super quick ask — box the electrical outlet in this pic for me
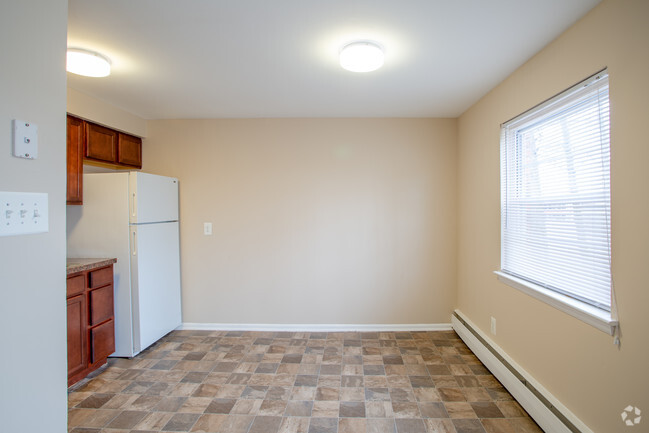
[490,316,497,335]
[203,222,212,235]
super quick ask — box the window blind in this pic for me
[500,70,611,311]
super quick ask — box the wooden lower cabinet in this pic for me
[67,294,87,379]
[67,264,115,386]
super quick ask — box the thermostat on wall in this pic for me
[12,119,38,159]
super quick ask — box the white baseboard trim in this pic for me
[179,322,452,332]
[452,309,592,433]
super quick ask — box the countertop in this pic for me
[67,258,117,275]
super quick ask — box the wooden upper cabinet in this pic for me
[85,122,118,163]
[66,115,144,204]
[118,133,143,168]
[66,115,84,205]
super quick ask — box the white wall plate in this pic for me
[0,191,48,236]
[12,119,38,159]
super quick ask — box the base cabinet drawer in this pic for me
[89,285,114,326]
[91,320,115,364]
[66,274,85,297]
[89,266,113,288]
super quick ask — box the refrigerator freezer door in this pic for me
[129,172,179,224]
[130,221,182,354]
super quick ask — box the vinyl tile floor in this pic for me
[68,330,544,433]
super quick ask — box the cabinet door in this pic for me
[118,133,142,168]
[66,115,84,205]
[85,122,117,163]
[67,294,87,379]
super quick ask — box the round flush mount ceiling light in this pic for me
[66,48,111,77]
[339,41,384,73]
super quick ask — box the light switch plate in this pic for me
[12,119,38,159]
[0,191,48,236]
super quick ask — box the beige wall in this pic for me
[0,0,68,431]
[457,0,649,431]
[67,87,148,137]
[144,118,457,325]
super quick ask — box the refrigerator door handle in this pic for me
[132,192,137,219]
[132,229,137,256]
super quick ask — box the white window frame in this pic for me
[496,70,617,335]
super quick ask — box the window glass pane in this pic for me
[501,71,611,311]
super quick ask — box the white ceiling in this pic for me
[67,0,600,119]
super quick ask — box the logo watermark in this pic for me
[621,405,642,427]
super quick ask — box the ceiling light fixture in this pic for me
[339,41,384,73]
[66,48,112,77]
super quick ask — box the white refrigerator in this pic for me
[67,172,182,357]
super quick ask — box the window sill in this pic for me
[494,271,617,335]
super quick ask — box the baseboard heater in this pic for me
[451,310,592,433]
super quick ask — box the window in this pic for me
[496,70,616,334]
